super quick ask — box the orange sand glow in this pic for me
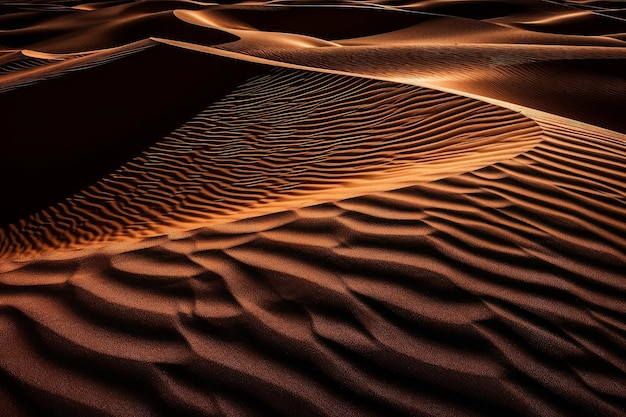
[0,1,625,416]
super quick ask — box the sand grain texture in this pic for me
[1,1,625,416]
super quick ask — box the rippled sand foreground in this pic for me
[1,1,625,416]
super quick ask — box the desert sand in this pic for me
[1,0,625,416]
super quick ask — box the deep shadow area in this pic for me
[410,0,526,19]
[0,43,262,227]
[220,5,428,41]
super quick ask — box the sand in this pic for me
[0,1,625,416]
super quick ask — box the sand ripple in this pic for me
[1,116,625,415]
[1,65,541,258]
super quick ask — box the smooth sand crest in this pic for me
[1,1,625,416]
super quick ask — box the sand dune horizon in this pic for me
[1,1,625,416]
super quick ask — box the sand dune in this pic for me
[1,58,543,257]
[1,0,625,416]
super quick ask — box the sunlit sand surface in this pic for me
[1,1,625,416]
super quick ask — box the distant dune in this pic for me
[1,1,625,416]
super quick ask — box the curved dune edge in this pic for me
[168,39,626,128]
[233,39,626,133]
[173,9,343,50]
[0,42,546,260]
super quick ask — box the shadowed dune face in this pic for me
[0,42,258,228]
[1,0,626,416]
